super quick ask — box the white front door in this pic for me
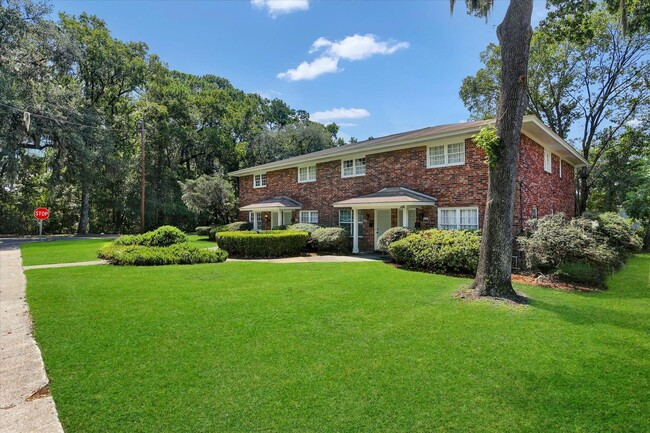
[271,212,279,228]
[374,209,392,250]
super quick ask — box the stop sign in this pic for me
[34,207,50,220]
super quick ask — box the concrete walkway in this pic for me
[0,241,64,433]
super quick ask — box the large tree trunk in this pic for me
[472,0,533,300]
[576,168,590,216]
[77,183,90,234]
[643,218,650,252]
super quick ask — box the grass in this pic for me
[21,237,216,266]
[20,239,112,266]
[26,254,650,432]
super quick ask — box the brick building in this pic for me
[228,115,587,253]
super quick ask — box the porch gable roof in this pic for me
[333,187,437,208]
[239,196,302,212]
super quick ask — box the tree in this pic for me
[179,173,236,225]
[460,8,650,214]
[452,0,534,300]
[624,169,650,250]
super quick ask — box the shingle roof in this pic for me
[333,187,437,207]
[239,196,302,211]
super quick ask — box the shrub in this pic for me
[518,214,619,272]
[98,243,227,266]
[113,226,188,247]
[554,262,607,288]
[377,227,412,252]
[214,230,308,258]
[286,223,320,233]
[195,226,213,237]
[209,221,253,241]
[271,225,287,230]
[310,227,349,254]
[389,229,481,275]
[590,212,642,254]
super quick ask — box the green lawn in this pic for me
[20,239,112,266]
[21,237,216,266]
[26,255,650,432]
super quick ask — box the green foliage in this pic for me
[271,225,287,230]
[114,226,188,247]
[472,126,500,167]
[518,213,640,277]
[195,226,213,236]
[377,227,412,252]
[310,227,349,254]
[286,223,320,234]
[98,243,227,266]
[208,221,253,241]
[389,229,481,275]
[554,261,607,288]
[179,173,236,224]
[214,231,308,258]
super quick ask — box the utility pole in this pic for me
[136,115,145,233]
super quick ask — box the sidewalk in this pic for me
[0,242,63,433]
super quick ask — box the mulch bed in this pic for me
[512,273,603,292]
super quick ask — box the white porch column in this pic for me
[278,211,283,226]
[402,206,409,228]
[253,212,258,231]
[352,208,359,254]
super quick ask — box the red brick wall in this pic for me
[238,134,576,248]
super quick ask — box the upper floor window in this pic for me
[253,173,267,188]
[342,157,366,178]
[559,158,563,178]
[544,150,552,173]
[438,207,479,230]
[298,165,316,183]
[300,210,319,224]
[428,142,465,168]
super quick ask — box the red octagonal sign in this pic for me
[34,207,50,220]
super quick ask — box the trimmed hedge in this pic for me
[389,229,481,275]
[286,223,320,234]
[377,227,412,252]
[114,226,188,247]
[214,230,308,258]
[98,243,227,266]
[209,221,253,241]
[311,227,349,254]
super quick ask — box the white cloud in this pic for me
[279,33,409,81]
[276,57,340,81]
[310,34,410,61]
[251,0,309,17]
[310,107,370,123]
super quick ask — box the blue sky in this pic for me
[52,0,548,141]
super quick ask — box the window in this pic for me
[438,207,479,230]
[298,165,316,183]
[532,207,538,218]
[253,173,267,188]
[428,142,465,168]
[300,210,319,224]
[249,211,263,229]
[341,157,366,177]
[544,151,552,173]
[339,209,363,237]
[559,159,563,178]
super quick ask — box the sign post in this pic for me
[33,207,50,242]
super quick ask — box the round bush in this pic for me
[209,221,254,241]
[214,230,308,258]
[311,227,349,254]
[98,243,227,266]
[377,227,412,252]
[389,229,481,275]
[113,226,188,247]
[195,226,213,237]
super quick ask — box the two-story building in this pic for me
[228,115,587,253]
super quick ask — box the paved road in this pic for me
[0,239,64,433]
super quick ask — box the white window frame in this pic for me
[297,165,316,183]
[339,209,363,238]
[559,158,563,178]
[299,210,319,224]
[427,142,466,168]
[437,207,479,230]
[544,150,552,173]
[253,173,267,188]
[341,157,366,178]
